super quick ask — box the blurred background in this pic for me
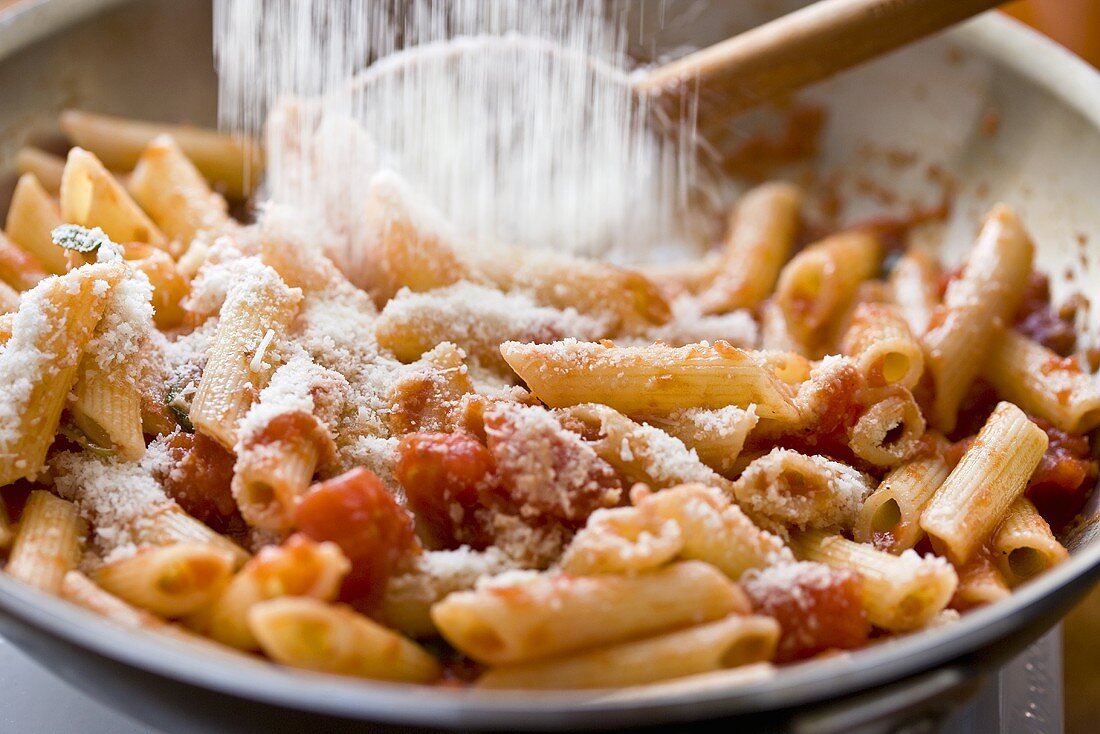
[1002,2,1100,733]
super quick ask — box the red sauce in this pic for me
[161,431,247,538]
[1014,272,1077,356]
[295,468,421,608]
[1025,419,1098,533]
[745,565,869,664]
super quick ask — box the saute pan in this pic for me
[0,1,1097,732]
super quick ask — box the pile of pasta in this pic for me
[0,110,1098,690]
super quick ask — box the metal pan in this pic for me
[0,1,1098,732]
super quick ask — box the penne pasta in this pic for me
[71,359,146,461]
[188,259,302,450]
[855,444,950,552]
[920,402,1049,565]
[990,497,1069,587]
[121,242,189,328]
[59,109,260,199]
[847,387,926,467]
[791,530,957,631]
[775,230,882,347]
[697,182,804,314]
[0,263,123,484]
[249,597,441,683]
[477,614,780,690]
[986,328,1100,434]
[431,561,748,665]
[5,173,67,275]
[502,340,799,421]
[950,546,1011,610]
[129,134,236,245]
[193,535,348,650]
[93,543,235,618]
[5,491,83,594]
[643,405,759,477]
[921,205,1034,432]
[15,147,65,195]
[138,505,251,569]
[60,147,170,253]
[840,302,924,388]
[889,249,941,337]
[0,232,48,291]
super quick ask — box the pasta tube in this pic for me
[644,406,758,476]
[121,242,188,329]
[189,260,302,449]
[60,109,260,199]
[0,233,48,291]
[71,356,145,462]
[920,402,1048,564]
[93,543,235,618]
[840,302,924,388]
[847,387,926,467]
[60,147,170,253]
[5,173,67,275]
[0,263,122,484]
[502,340,799,421]
[128,134,235,244]
[855,445,950,552]
[990,497,1069,586]
[922,205,1034,432]
[775,230,882,345]
[477,614,779,690]
[791,530,957,631]
[15,147,65,195]
[5,491,83,594]
[431,561,748,665]
[697,182,803,314]
[889,249,941,336]
[249,597,441,683]
[950,547,1011,610]
[986,329,1100,434]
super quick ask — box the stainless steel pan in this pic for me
[0,1,1098,732]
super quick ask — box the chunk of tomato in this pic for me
[295,468,419,606]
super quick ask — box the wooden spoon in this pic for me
[636,0,1006,127]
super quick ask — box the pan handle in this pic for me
[788,666,983,734]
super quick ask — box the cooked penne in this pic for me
[249,597,441,683]
[889,249,941,337]
[562,404,737,495]
[121,242,189,328]
[129,134,236,245]
[855,445,950,552]
[71,358,146,461]
[60,147,170,253]
[60,109,260,199]
[502,340,799,420]
[990,497,1069,587]
[189,259,302,449]
[0,263,122,484]
[757,350,813,385]
[431,561,748,665]
[950,547,1011,610]
[791,530,958,631]
[920,402,1049,565]
[5,491,83,594]
[840,302,924,388]
[193,535,348,650]
[847,387,926,467]
[922,205,1034,432]
[733,448,874,536]
[986,328,1100,434]
[15,147,65,195]
[775,230,882,346]
[5,173,67,275]
[562,484,790,579]
[642,406,758,477]
[138,506,251,569]
[697,182,803,314]
[477,614,780,690]
[93,543,235,618]
[0,232,48,291]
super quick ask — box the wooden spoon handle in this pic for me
[636,0,1005,114]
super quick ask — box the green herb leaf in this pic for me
[59,423,116,459]
[52,224,111,253]
[165,380,196,433]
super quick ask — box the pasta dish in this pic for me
[0,109,1096,689]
